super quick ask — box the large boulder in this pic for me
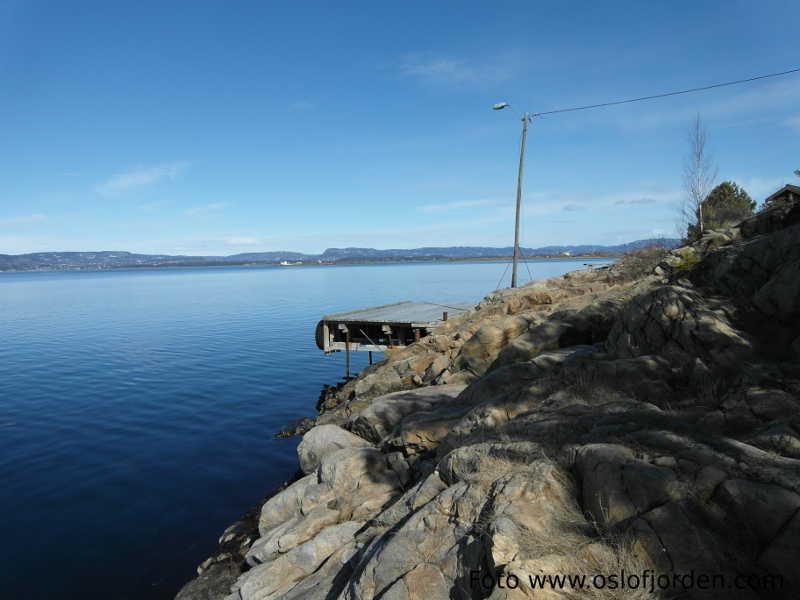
[453,314,533,376]
[296,425,371,474]
[575,444,682,527]
[605,284,753,371]
[234,521,364,600]
[712,479,800,546]
[246,445,406,572]
[347,384,467,444]
[753,258,800,319]
[489,319,576,370]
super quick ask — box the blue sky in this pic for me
[1,0,798,255]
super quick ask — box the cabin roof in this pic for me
[763,184,800,205]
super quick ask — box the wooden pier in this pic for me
[315,300,472,356]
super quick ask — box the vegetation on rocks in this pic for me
[178,194,800,600]
[606,245,669,282]
[687,181,756,241]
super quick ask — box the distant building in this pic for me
[560,251,571,257]
[763,184,800,208]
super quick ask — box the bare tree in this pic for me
[680,114,717,240]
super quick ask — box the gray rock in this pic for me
[339,481,488,600]
[317,447,403,520]
[182,196,800,600]
[489,319,575,370]
[453,314,532,376]
[605,284,753,371]
[234,521,365,600]
[754,258,800,318]
[759,509,800,591]
[793,335,800,358]
[745,388,797,421]
[296,424,371,475]
[246,505,340,566]
[175,561,242,600]
[347,384,466,444]
[257,474,320,536]
[269,540,361,600]
[423,353,450,382]
[713,479,800,546]
[628,502,735,584]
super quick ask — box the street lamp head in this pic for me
[492,102,510,110]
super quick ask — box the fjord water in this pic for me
[0,259,608,599]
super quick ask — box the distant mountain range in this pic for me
[0,238,680,271]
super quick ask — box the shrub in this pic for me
[671,253,700,272]
[608,245,669,282]
[687,181,755,241]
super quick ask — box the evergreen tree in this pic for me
[686,181,755,240]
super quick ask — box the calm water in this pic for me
[0,259,609,599]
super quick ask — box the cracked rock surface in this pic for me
[178,198,800,600]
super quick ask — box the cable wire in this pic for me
[524,258,534,283]
[429,302,471,312]
[496,261,511,290]
[530,67,800,117]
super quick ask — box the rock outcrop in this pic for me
[178,197,800,600]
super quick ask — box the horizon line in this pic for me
[0,236,681,258]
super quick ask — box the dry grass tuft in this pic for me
[608,245,670,282]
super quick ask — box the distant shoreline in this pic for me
[0,255,617,273]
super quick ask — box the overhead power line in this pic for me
[531,67,800,117]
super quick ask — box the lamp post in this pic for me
[494,103,532,288]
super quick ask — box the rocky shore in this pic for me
[177,197,800,600]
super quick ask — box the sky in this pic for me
[1,0,798,256]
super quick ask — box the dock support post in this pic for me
[345,332,351,378]
[368,351,373,365]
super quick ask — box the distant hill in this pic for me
[0,238,680,271]
[319,239,679,261]
[0,250,313,271]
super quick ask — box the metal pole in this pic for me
[511,113,530,288]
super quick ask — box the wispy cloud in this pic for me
[224,236,260,246]
[184,202,227,216]
[785,115,800,132]
[735,176,789,201]
[614,197,658,205]
[0,214,46,226]
[399,53,513,85]
[512,187,680,216]
[417,198,499,213]
[612,78,800,131]
[605,189,682,206]
[601,226,675,244]
[290,100,315,111]
[95,161,189,197]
